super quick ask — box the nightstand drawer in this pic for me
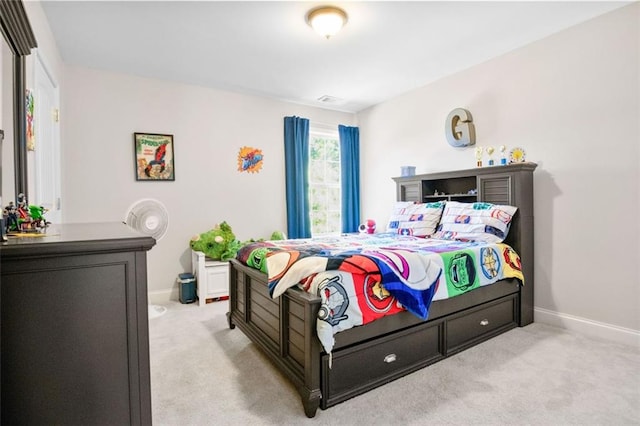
[446,296,517,354]
[202,260,229,299]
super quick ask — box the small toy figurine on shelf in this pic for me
[475,146,483,167]
[1,203,7,241]
[499,145,507,165]
[27,205,49,230]
[509,147,527,163]
[4,193,50,234]
[486,146,495,166]
[4,201,19,233]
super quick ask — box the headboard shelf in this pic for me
[392,161,537,325]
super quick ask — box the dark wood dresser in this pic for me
[1,222,156,425]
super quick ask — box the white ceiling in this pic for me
[40,1,629,113]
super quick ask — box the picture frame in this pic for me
[134,132,175,181]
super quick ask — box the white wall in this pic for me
[61,67,355,301]
[23,1,64,83]
[358,4,639,340]
[22,0,355,302]
[23,1,638,343]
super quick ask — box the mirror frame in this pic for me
[0,0,38,202]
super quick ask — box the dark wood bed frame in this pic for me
[227,163,537,417]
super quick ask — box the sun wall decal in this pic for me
[237,146,264,173]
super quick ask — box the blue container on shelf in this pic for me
[401,166,416,176]
[178,273,196,304]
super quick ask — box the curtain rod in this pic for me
[310,120,357,130]
[310,120,337,130]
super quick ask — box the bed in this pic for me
[227,162,536,417]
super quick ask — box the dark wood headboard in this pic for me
[392,162,537,325]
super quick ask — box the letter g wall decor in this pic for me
[445,108,476,147]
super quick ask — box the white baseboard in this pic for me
[534,307,640,348]
[145,292,639,347]
[148,288,177,305]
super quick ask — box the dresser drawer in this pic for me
[322,321,444,408]
[446,296,517,354]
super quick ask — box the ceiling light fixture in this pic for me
[306,6,348,39]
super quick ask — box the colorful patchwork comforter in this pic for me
[236,233,523,353]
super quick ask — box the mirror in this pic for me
[0,0,38,206]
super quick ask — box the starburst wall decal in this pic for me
[237,146,264,173]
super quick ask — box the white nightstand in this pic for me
[191,250,229,306]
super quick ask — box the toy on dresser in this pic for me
[3,193,49,235]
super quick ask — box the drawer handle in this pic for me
[383,354,397,363]
[480,319,489,326]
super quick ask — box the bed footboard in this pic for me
[227,259,323,417]
[228,259,521,417]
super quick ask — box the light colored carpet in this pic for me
[149,301,640,425]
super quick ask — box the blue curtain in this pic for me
[339,125,360,233]
[284,116,311,239]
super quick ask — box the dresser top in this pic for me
[1,222,156,259]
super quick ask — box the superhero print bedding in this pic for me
[235,233,524,353]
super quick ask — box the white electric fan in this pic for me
[124,198,169,319]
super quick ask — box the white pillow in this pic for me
[387,201,445,237]
[386,201,415,232]
[432,201,517,243]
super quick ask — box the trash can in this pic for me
[178,273,196,304]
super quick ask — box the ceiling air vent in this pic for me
[317,95,343,104]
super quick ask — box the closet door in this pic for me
[31,51,62,223]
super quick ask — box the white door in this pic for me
[32,52,61,223]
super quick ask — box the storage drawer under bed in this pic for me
[320,293,518,409]
[321,320,444,408]
[446,294,518,354]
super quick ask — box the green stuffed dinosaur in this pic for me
[190,221,242,261]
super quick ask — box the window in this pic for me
[309,129,341,235]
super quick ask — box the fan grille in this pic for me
[125,199,169,240]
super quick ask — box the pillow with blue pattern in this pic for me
[432,201,517,243]
[387,201,445,237]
